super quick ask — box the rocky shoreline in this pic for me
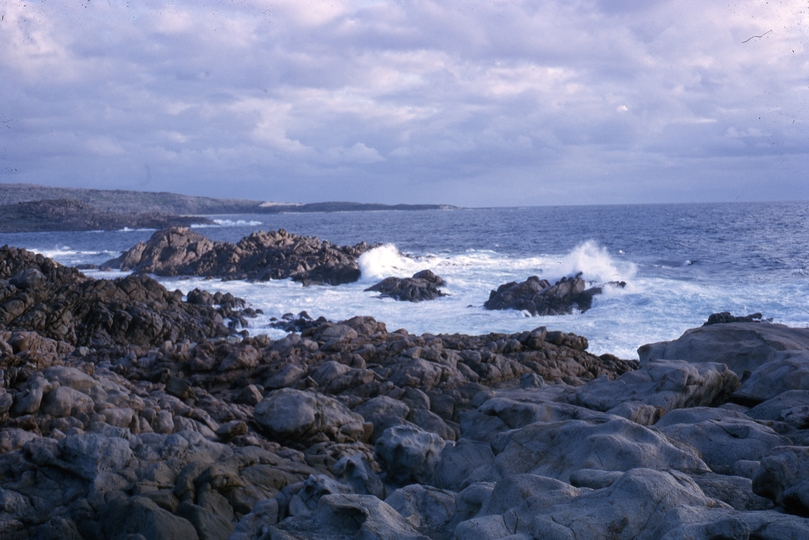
[2,246,809,539]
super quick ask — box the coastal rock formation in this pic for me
[483,274,614,316]
[365,270,448,302]
[4,248,809,539]
[0,199,213,233]
[103,227,376,285]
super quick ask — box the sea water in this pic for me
[2,202,808,359]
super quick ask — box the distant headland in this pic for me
[0,183,459,233]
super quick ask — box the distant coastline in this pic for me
[0,183,459,217]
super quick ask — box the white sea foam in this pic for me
[551,240,636,283]
[192,219,263,228]
[358,244,423,282]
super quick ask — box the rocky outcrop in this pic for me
[365,270,448,302]
[638,320,809,376]
[7,248,809,539]
[103,227,376,285]
[0,246,236,351]
[483,274,617,316]
[0,199,213,233]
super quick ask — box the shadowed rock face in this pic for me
[365,270,448,302]
[103,227,376,285]
[483,274,610,316]
[0,246,233,350]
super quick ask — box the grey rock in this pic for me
[254,388,366,445]
[655,407,790,474]
[332,454,384,499]
[41,386,95,417]
[752,445,809,514]
[637,322,809,376]
[56,432,134,481]
[98,495,199,540]
[570,360,739,421]
[433,439,496,491]
[733,351,809,404]
[265,493,429,539]
[375,425,446,485]
[385,484,456,533]
[354,395,411,443]
[747,390,809,429]
[494,417,708,482]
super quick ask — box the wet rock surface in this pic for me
[103,227,376,285]
[365,270,448,302]
[483,274,618,316]
[2,250,809,539]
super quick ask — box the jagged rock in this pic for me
[365,270,448,302]
[104,227,375,285]
[484,274,610,316]
[704,311,765,325]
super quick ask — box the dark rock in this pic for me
[483,274,607,316]
[704,311,765,325]
[365,270,448,302]
[104,227,376,286]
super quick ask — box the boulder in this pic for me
[484,274,606,316]
[353,396,411,443]
[375,425,446,486]
[254,388,367,445]
[365,270,448,302]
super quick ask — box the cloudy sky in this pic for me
[1,0,808,206]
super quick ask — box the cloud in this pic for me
[1,0,808,205]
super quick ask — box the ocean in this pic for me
[2,202,808,359]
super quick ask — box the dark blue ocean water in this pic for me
[2,202,808,358]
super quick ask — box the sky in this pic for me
[1,0,808,207]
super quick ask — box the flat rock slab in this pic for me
[638,322,809,376]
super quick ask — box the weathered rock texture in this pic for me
[3,249,809,540]
[103,227,376,285]
[483,274,617,316]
